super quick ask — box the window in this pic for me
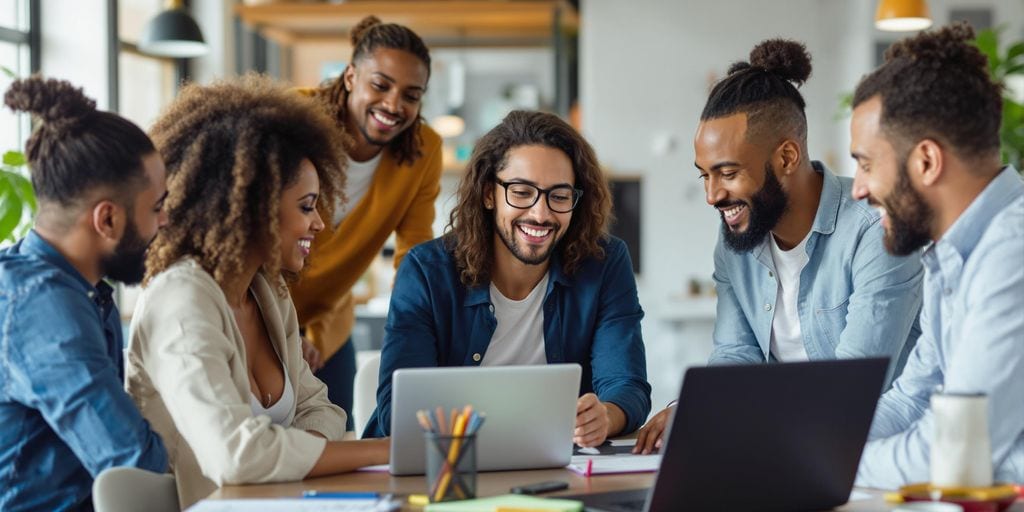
[118,0,176,127]
[0,0,37,153]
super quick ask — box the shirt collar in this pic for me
[22,229,109,301]
[809,161,841,236]
[927,165,1023,263]
[463,248,574,307]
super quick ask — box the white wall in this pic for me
[580,0,1024,411]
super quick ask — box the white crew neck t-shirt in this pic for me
[481,273,549,366]
[333,152,383,227]
[768,232,811,362]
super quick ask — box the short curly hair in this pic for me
[145,74,348,292]
[852,22,1002,163]
[444,110,611,287]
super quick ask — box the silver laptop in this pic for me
[389,364,581,475]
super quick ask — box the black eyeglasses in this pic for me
[494,179,583,213]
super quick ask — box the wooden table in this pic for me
[207,466,1014,511]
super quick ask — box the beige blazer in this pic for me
[126,259,346,508]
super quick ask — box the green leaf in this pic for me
[2,151,25,167]
[1006,42,1024,69]
[1004,63,1024,76]
[974,29,1001,70]
[7,171,35,213]
[0,66,15,79]
[0,177,23,242]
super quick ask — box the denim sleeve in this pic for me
[837,221,923,387]
[589,240,651,434]
[708,236,765,364]
[6,285,167,476]
[371,249,442,437]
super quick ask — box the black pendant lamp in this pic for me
[139,0,208,58]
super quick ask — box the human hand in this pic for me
[301,336,324,372]
[633,404,674,454]
[574,393,610,448]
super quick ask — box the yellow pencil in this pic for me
[433,406,473,501]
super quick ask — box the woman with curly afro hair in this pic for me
[125,74,387,507]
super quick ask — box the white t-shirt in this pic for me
[481,273,549,366]
[333,152,383,227]
[768,232,811,362]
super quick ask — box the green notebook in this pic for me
[424,494,583,512]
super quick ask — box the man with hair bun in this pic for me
[634,39,923,454]
[291,16,442,431]
[0,77,168,510]
[850,23,1024,488]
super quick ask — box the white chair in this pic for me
[351,350,382,435]
[93,467,178,512]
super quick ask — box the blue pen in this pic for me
[302,491,379,499]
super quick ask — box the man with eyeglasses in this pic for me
[363,111,651,447]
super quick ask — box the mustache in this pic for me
[713,200,747,210]
[514,220,558,229]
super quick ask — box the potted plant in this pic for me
[973,26,1024,174]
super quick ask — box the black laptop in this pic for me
[570,358,888,512]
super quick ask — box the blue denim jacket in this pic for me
[709,162,923,386]
[364,236,651,438]
[857,166,1024,489]
[0,231,167,511]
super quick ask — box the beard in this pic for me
[100,217,151,285]
[358,117,390,147]
[877,159,933,256]
[719,162,789,253]
[497,219,564,266]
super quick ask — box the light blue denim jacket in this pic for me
[857,166,1024,489]
[709,162,923,387]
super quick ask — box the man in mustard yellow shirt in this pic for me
[291,16,441,430]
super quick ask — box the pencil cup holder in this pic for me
[425,433,477,502]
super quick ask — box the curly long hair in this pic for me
[853,22,1002,163]
[144,74,348,293]
[314,15,431,166]
[445,110,612,287]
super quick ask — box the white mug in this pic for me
[930,392,993,488]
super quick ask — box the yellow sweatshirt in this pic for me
[290,121,442,359]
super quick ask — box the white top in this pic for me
[482,273,549,366]
[248,366,295,427]
[768,232,811,362]
[333,152,383,227]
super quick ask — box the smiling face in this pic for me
[277,158,325,273]
[342,48,428,154]
[486,145,575,266]
[850,96,934,256]
[694,113,789,253]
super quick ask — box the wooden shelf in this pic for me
[235,0,578,46]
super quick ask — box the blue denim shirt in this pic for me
[709,162,923,386]
[857,166,1024,489]
[364,236,651,438]
[0,231,167,511]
